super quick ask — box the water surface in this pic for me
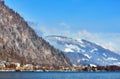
[0,72,120,79]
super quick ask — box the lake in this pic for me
[0,72,120,79]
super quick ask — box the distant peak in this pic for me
[46,35,84,42]
[46,35,68,38]
[46,35,75,40]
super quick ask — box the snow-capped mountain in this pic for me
[45,35,120,66]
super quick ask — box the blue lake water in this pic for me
[0,72,120,79]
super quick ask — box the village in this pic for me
[0,61,120,72]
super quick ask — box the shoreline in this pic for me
[0,70,120,73]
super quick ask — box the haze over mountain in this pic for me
[0,1,71,67]
[5,0,120,55]
[46,35,120,66]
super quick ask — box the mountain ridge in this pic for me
[45,35,120,66]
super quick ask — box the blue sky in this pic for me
[5,0,120,53]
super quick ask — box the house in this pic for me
[0,62,5,69]
[23,64,33,70]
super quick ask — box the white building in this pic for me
[0,62,5,68]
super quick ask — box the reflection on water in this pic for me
[0,72,120,79]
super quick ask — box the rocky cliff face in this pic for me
[0,1,71,67]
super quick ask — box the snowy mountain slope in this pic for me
[45,35,120,66]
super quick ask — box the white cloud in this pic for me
[58,30,120,54]
[59,22,71,29]
[75,31,120,54]
[76,30,99,40]
[39,26,58,36]
[30,22,120,54]
[97,41,118,53]
[40,26,48,33]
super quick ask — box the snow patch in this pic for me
[84,54,91,59]
[77,39,83,44]
[64,48,74,52]
[55,37,62,40]
[65,44,80,52]
[103,53,107,57]
[90,48,98,53]
[77,59,80,63]
[82,58,89,61]
[106,57,118,61]
[77,39,86,48]
[113,62,120,66]
[80,44,86,48]
[97,58,101,61]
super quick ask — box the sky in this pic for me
[5,0,120,54]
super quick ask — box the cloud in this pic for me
[99,42,118,52]
[39,26,48,34]
[75,31,120,54]
[38,22,72,36]
[27,21,58,36]
[59,30,120,54]
[59,22,71,29]
[39,26,59,36]
[27,21,43,36]
[76,30,99,40]
[28,21,120,54]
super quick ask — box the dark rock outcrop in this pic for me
[0,1,71,67]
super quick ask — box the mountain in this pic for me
[45,35,120,66]
[0,1,71,67]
